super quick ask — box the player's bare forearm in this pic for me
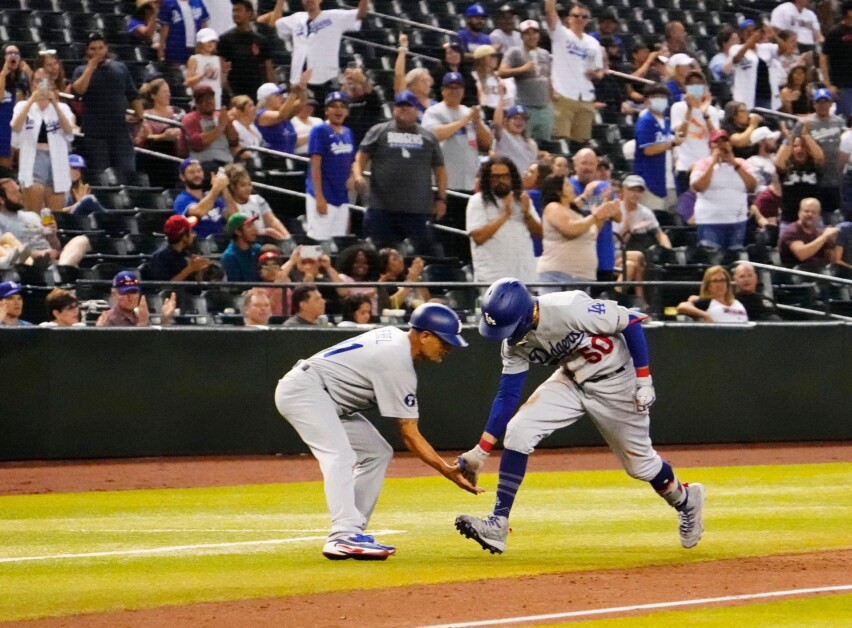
[398,419,483,493]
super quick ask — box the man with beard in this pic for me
[172,158,237,238]
[0,176,89,267]
[221,214,261,282]
[352,91,447,255]
[465,155,541,283]
[147,214,211,281]
[306,91,356,241]
[458,4,493,59]
[182,84,238,174]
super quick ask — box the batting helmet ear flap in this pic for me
[479,277,535,342]
[409,303,469,347]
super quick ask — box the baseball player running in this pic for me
[275,303,483,561]
[454,278,705,554]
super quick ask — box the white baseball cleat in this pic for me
[322,534,396,561]
[678,483,706,549]
[455,514,508,554]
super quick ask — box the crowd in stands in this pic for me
[1,0,852,328]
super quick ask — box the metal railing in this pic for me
[734,260,852,321]
[131,145,470,237]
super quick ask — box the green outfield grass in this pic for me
[0,462,849,621]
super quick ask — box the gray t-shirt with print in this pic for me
[504,46,552,107]
[359,120,444,215]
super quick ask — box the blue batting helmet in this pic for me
[479,277,535,343]
[409,303,468,347]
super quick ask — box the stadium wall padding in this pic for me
[0,324,849,460]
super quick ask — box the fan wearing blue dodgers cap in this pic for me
[421,71,493,246]
[304,90,356,240]
[62,153,108,217]
[431,40,478,108]
[274,302,481,561]
[95,270,176,327]
[458,3,493,58]
[0,281,32,326]
[352,88,447,254]
[493,100,537,175]
[786,84,847,214]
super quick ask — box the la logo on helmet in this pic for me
[485,313,497,326]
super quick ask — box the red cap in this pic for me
[258,251,283,267]
[163,214,197,240]
[709,129,730,143]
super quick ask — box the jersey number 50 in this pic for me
[578,336,614,363]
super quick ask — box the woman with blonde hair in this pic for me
[229,94,263,167]
[471,44,514,121]
[676,265,749,322]
[10,67,75,211]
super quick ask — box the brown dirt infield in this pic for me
[2,442,849,627]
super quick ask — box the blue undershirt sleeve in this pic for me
[483,371,527,440]
[622,314,650,369]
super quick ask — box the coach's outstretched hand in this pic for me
[441,461,486,495]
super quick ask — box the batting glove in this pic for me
[457,444,490,486]
[634,375,656,413]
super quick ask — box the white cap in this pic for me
[519,19,540,32]
[750,126,781,145]
[196,28,219,44]
[256,82,284,102]
[667,53,693,69]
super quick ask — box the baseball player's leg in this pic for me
[583,372,705,548]
[457,370,585,553]
[341,413,394,527]
[274,371,365,537]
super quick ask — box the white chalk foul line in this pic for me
[0,529,405,564]
[419,584,852,628]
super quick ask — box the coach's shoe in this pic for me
[455,514,508,554]
[677,483,705,549]
[322,534,396,561]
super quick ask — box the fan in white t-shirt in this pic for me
[770,1,823,49]
[676,266,749,323]
[670,71,722,194]
[275,0,368,91]
[292,98,324,155]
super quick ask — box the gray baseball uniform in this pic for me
[274,327,418,539]
[500,290,662,481]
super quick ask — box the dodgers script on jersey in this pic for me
[303,327,419,419]
[500,291,639,384]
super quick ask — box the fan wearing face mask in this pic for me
[669,71,723,197]
[632,83,684,213]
